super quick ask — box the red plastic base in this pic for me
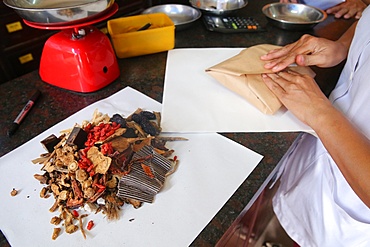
[39,26,120,93]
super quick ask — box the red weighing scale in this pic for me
[23,3,120,93]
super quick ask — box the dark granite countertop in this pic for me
[0,0,354,246]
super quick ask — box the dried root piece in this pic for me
[126,198,142,209]
[65,224,78,234]
[91,108,111,126]
[166,159,180,177]
[52,228,61,240]
[87,146,112,175]
[50,216,62,225]
[49,199,60,212]
[34,174,48,184]
[103,194,122,220]
[10,188,18,196]
[154,111,161,128]
[157,136,188,142]
[40,187,49,198]
[78,214,88,239]
[32,156,50,164]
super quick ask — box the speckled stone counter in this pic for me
[0,0,354,246]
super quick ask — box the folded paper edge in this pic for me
[207,71,278,114]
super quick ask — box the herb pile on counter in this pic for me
[32,109,184,240]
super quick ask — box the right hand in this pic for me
[261,70,333,127]
[260,34,348,72]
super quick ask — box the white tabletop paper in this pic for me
[0,87,263,247]
[161,48,314,133]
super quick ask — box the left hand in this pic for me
[261,35,348,72]
[261,70,334,128]
[326,0,367,19]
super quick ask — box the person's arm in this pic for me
[261,70,370,207]
[326,0,367,19]
[260,21,357,72]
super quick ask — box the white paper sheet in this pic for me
[0,87,263,247]
[161,48,314,133]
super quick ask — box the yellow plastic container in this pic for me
[107,13,175,58]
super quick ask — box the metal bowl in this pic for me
[3,0,114,25]
[262,3,327,31]
[189,0,248,16]
[142,4,201,31]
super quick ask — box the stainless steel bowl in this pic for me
[142,4,202,31]
[262,3,327,31]
[189,0,248,16]
[3,0,114,25]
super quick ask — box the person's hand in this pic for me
[260,34,348,72]
[326,0,366,19]
[261,70,333,127]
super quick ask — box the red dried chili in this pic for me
[94,183,106,190]
[141,163,155,178]
[78,155,93,170]
[72,210,79,218]
[84,122,121,147]
[86,164,94,172]
[87,220,94,230]
[101,142,113,155]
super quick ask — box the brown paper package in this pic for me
[205,44,316,114]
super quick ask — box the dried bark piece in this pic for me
[109,136,131,152]
[117,145,173,204]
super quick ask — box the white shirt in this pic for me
[273,6,370,247]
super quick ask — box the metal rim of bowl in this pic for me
[262,3,327,25]
[142,4,202,26]
[3,0,108,11]
[189,0,248,13]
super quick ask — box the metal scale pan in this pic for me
[3,0,115,26]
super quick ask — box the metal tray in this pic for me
[189,0,248,16]
[3,0,114,25]
[142,4,202,31]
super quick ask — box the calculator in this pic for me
[203,16,265,33]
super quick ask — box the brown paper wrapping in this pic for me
[205,44,316,114]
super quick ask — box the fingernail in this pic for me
[264,62,273,68]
